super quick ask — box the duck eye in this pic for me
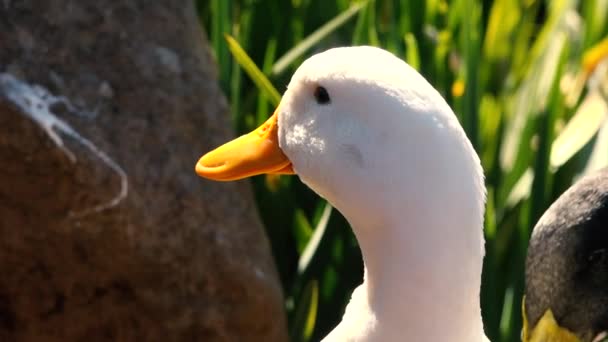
[314,86,331,105]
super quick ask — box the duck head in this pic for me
[197,46,485,230]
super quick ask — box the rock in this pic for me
[0,1,287,341]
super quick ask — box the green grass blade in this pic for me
[290,280,319,342]
[365,0,380,46]
[298,203,332,275]
[582,0,608,48]
[500,0,574,174]
[483,0,520,62]
[210,0,230,90]
[461,0,482,150]
[404,32,420,70]
[479,94,502,172]
[583,114,608,173]
[550,90,608,168]
[256,38,279,125]
[506,168,534,208]
[498,287,515,340]
[272,1,367,76]
[229,5,254,129]
[485,187,497,239]
[529,43,569,229]
[224,34,281,106]
[294,208,314,254]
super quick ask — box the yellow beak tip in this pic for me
[195,153,231,181]
[194,158,211,178]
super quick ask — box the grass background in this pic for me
[197,0,608,341]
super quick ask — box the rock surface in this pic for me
[0,1,287,341]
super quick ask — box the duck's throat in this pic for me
[346,217,487,341]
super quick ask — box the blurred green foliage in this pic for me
[197,0,608,341]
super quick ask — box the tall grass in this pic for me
[198,1,608,341]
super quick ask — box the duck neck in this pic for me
[347,212,486,341]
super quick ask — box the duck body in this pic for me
[197,46,488,341]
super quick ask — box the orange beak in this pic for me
[195,109,294,181]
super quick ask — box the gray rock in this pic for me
[0,1,287,341]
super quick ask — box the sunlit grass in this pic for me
[198,1,608,341]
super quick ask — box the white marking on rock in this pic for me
[253,266,265,280]
[154,46,182,74]
[98,81,114,98]
[0,73,128,216]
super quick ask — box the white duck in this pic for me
[196,46,488,341]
